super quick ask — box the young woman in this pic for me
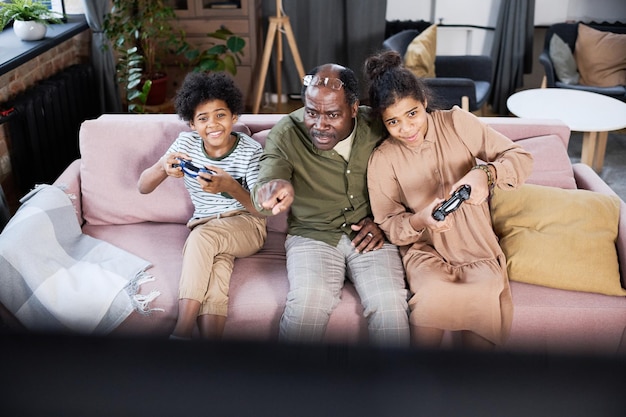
[364,50,533,349]
[138,72,266,340]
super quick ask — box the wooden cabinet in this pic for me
[164,0,261,108]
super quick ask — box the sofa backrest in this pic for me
[79,115,194,226]
[543,22,626,53]
[76,113,574,231]
[78,114,285,230]
[479,117,576,189]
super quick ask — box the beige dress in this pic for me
[368,107,533,344]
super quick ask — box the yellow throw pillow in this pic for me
[490,184,625,296]
[575,24,626,87]
[404,25,437,78]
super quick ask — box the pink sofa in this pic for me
[44,113,626,353]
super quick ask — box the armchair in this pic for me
[382,29,493,113]
[538,22,626,101]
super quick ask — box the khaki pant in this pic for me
[179,212,266,316]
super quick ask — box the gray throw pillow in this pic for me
[549,34,580,84]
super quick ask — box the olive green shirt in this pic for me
[252,106,384,247]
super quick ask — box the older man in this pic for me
[252,63,409,346]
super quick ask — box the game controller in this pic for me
[432,184,471,221]
[172,158,215,179]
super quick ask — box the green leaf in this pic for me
[223,55,237,75]
[128,90,142,101]
[128,72,143,82]
[141,80,152,96]
[128,79,141,89]
[206,45,227,55]
[227,37,246,53]
[207,30,229,41]
[185,49,200,60]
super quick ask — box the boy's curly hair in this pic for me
[174,72,244,122]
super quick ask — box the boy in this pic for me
[138,72,266,339]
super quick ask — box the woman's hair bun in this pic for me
[365,50,403,81]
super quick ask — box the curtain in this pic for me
[488,0,535,115]
[81,0,122,113]
[260,0,388,100]
[0,184,10,231]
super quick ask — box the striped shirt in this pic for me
[166,131,262,220]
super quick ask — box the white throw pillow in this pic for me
[549,33,580,84]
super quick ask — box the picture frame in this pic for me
[45,0,67,22]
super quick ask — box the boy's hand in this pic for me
[197,165,229,194]
[163,152,190,178]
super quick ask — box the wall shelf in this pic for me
[0,15,89,77]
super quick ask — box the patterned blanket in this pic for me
[0,185,160,334]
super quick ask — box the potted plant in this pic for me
[103,0,187,109]
[183,27,246,75]
[0,8,12,31]
[0,0,63,41]
[103,0,246,112]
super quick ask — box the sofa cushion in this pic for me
[549,33,580,84]
[515,135,577,189]
[80,117,193,225]
[490,184,625,296]
[83,222,189,337]
[507,281,626,353]
[404,24,437,78]
[251,128,271,148]
[575,24,626,87]
[250,128,290,234]
[225,230,367,344]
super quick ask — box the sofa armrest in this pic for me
[52,159,83,226]
[573,163,626,287]
[538,50,557,87]
[481,118,571,148]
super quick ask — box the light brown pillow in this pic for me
[404,25,437,78]
[490,184,625,296]
[575,24,626,87]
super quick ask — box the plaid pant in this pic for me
[280,234,410,347]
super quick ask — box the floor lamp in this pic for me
[251,0,305,114]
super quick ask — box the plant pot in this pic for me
[13,20,47,41]
[145,74,169,106]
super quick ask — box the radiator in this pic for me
[5,64,100,194]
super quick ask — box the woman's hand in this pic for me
[452,165,494,205]
[411,198,453,234]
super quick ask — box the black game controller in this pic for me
[432,184,471,221]
[173,158,215,179]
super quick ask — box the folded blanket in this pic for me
[0,184,160,334]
